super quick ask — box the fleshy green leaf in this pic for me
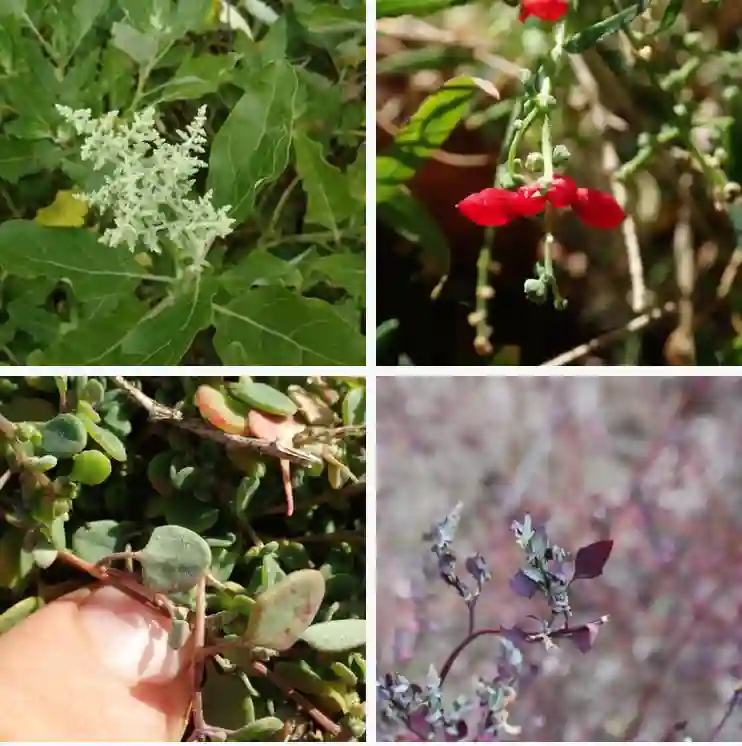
[136,524,213,593]
[82,420,127,462]
[70,450,112,485]
[228,716,284,741]
[244,568,325,650]
[227,380,298,416]
[71,519,135,564]
[41,413,88,458]
[300,618,366,652]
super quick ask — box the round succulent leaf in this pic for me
[25,454,58,472]
[194,385,250,435]
[81,378,105,406]
[70,450,112,485]
[71,519,137,564]
[228,716,283,742]
[41,414,88,458]
[300,618,366,652]
[244,569,325,651]
[201,665,257,731]
[82,420,126,462]
[228,380,297,416]
[76,399,101,423]
[136,524,212,593]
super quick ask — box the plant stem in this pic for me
[438,627,502,685]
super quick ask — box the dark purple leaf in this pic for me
[567,621,602,653]
[407,706,434,739]
[572,539,614,580]
[509,570,539,598]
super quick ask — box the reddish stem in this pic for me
[438,627,502,684]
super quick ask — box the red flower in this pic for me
[572,187,625,229]
[519,0,569,22]
[456,175,624,230]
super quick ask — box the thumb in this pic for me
[0,584,192,741]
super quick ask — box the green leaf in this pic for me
[70,450,112,485]
[293,130,358,234]
[151,53,238,104]
[0,221,148,303]
[376,76,476,203]
[41,413,88,458]
[228,380,298,416]
[244,569,325,650]
[658,0,683,31]
[163,495,220,534]
[342,387,365,426]
[213,287,364,365]
[110,21,158,64]
[136,524,213,594]
[82,420,127,462]
[564,5,644,53]
[229,716,284,741]
[71,519,135,564]
[307,254,365,304]
[208,59,300,223]
[300,618,366,652]
[378,186,450,276]
[0,139,60,184]
[220,251,303,296]
[376,0,472,17]
[0,596,39,635]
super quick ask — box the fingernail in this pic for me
[78,585,189,686]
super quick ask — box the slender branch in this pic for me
[709,689,742,741]
[438,627,502,684]
[110,376,320,467]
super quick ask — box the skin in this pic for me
[0,586,192,741]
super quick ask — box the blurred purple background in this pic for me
[377,376,742,741]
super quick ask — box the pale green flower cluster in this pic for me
[56,104,234,262]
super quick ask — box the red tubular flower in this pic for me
[456,188,520,226]
[457,175,625,230]
[519,0,569,22]
[571,187,625,229]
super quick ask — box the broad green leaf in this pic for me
[110,21,159,64]
[208,58,300,223]
[565,5,644,53]
[213,287,364,365]
[300,618,366,652]
[137,524,212,593]
[244,569,325,650]
[220,251,303,296]
[71,519,135,564]
[377,76,477,202]
[293,130,358,234]
[151,53,238,104]
[307,253,365,303]
[294,0,364,33]
[45,279,213,365]
[164,494,220,534]
[0,139,60,184]
[0,221,148,302]
[378,186,450,276]
[41,413,88,458]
